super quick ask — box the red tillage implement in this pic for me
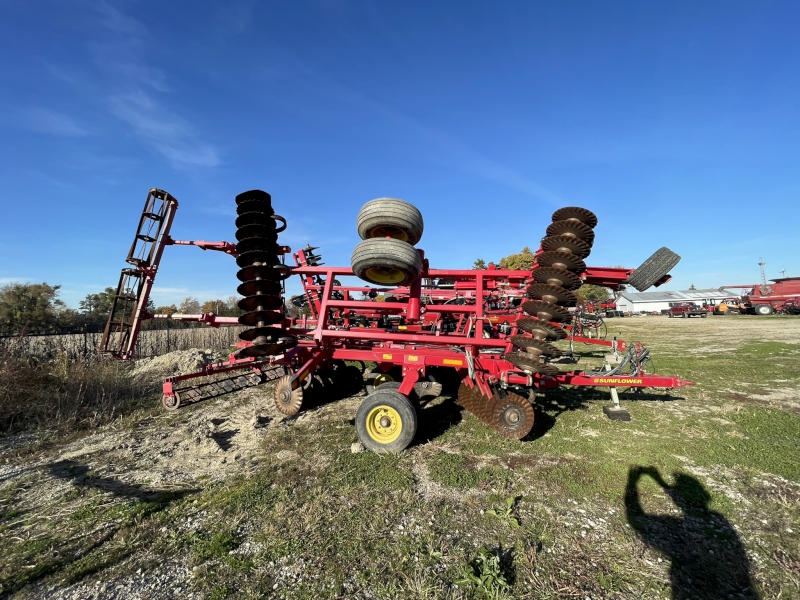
[101,190,692,453]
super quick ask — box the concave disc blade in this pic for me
[238,310,284,326]
[235,224,280,243]
[274,375,304,416]
[492,393,535,440]
[235,251,281,268]
[236,264,291,282]
[521,300,572,322]
[236,199,274,216]
[509,336,562,357]
[530,267,582,291]
[503,353,560,375]
[236,211,275,229]
[551,206,598,229]
[535,251,587,273]
[545,221,595,244]
[237,279,282,296]
[526,283,578,306]
[238,294,283,312]
[235,189,272,206]
[516,318,568,340]
[540,235,591,259]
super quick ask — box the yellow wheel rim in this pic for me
[367,225,409,242]
[365,266,406,284]
[366,405,403,444]
[373,372,394,387]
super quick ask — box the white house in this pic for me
[614,288,740,314]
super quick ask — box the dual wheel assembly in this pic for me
[351,198,424,286]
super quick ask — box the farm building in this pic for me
[614,288,740,314]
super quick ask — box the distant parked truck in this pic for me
[668,302,707,318]
[725,277,800,315]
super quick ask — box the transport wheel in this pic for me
[351,238,422,286]
[754,305,774,315]
[162,394,180,410]
[355,390,418,453]
[627,247,681,292]
[356,198,424,245]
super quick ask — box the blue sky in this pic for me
[1,1,798,308]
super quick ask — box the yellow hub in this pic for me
[372,372,394,388]
[365,405,403,444]
[367,225,409,242]
[364,266,406,284]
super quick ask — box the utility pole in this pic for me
[780,269,786,279]
[758,257,766,285]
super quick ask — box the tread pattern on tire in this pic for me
[355,390,418,453]
[351,238,422,286]
[357,198,424,245]
[627,247,681,292]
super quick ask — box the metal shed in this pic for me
[615,288,740,314]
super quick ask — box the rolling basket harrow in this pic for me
[101,189,692,453]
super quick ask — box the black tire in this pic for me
[754,304,774,315]
[627,247,681,292]
[357,198,424,245]
[355,390,418,453]
[351,238,422,286]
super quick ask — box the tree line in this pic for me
[0,282,244,337]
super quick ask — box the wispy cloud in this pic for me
[26,107,88,137]
[0,277,33,285]
[108,90,220,167]
[89,1,221,168]
[275,46,564,205]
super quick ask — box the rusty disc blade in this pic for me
[237,264,292,282]
[235,189,273,206]
[457,382,479,412]
[526,283,578,307]
[503,353,560,375]
[531,267,582,291]
[509,336,562,357]
[238,294,283,312]
[235,224,280,243]
[237,279,282,297]
[545,221,595,244]
[535,251,587,273]
[516,318,568,340]
[238,327,293,343]
[492,393,535,440]
[236,198,274,216]
[237,310,284,326]
[551,206,598,229]
[235,250,282,268]
[235,211,277,229]
[521,300,572,322]
[236,237,280,255]
[540,235,591,259]
[274,375,303,416]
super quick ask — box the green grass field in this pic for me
[1,315,799,599]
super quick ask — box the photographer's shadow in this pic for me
[625,467,759,599]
